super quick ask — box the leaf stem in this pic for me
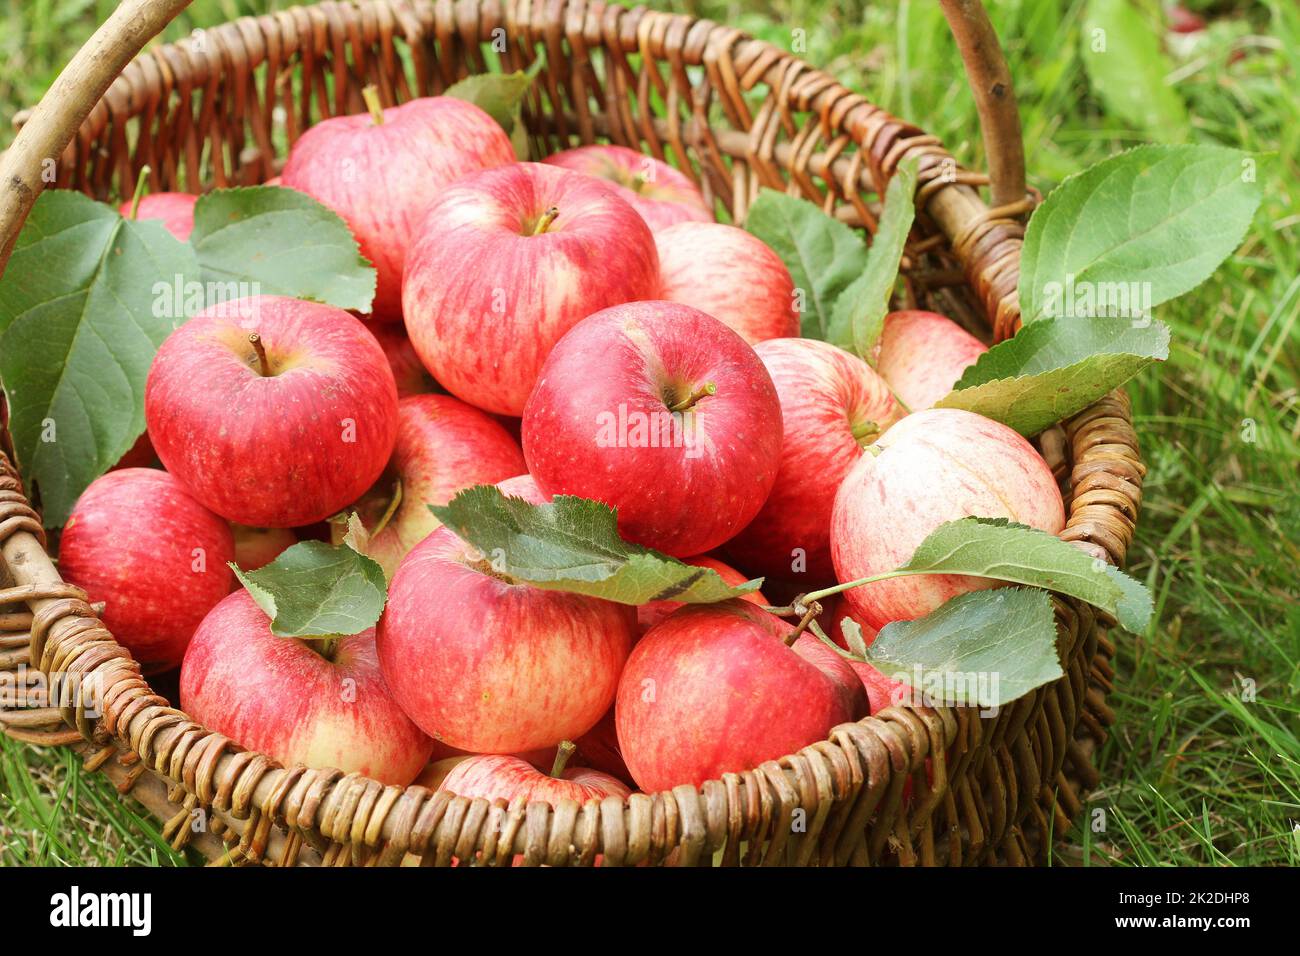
[361,85,385,125]
[248,332,271,377]
[127,165,152,220]
[802,570,913,605]
[550,740,576,778]
[668,381,716,412]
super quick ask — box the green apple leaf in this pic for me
[231,532,387,638]
[1018,145,1263,324]
[189,186,376,313]
[835,588,1063,709]
[0,190,200,526]
[826,156,920,357]
[430,485,762,605]
[1080,0,1189,143]
[934,315,1170,435]
[445,61,543,160]
[885,517,1152,633]
[744,189,869,340]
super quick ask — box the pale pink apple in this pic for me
[338,394,525,578]
[636,555,767,633]
[281,94,515,319]
[119,192,196,241]
[59,469,234,673]
[615,600,866,792]
[875,310,988,411]
[145,295,398,527]
[654,222,799,343]
[402,162,660,415]
[522,301,783,557]
[181,590,433,785]
[495,473,548,503]
[416,755,472,790]
[543,144,711,231]
[377,526,636,753]
[830,408,1066,630]
[726,338,902,582]
[439,744,631,807]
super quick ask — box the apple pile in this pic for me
[57,89,1065,803]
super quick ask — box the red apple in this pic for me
[111,431,157,470]
[337,394,526,578]
[636,554,768,633]
[616,600,866,792]
[59,468,234,672]
[874,310,988,411]
[281,93,514,320]
[403,162,660,415]
[180,589,432,785]
[522,301,783,557]
[830,408,1066,630]
[439,741,631,807]
[725,338,902,582]
[1168,5,1206,33]
[543,144,711,231]
[362,320,437,397]
[119,192,196,241]
[821,595,909,715]
[377,526,636,753]
[145,295,398,527]
[654,222,799,343]
[573,708,632,785]
[231,524,296,572]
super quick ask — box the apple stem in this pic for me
[668,381,716,413]
[851,419,880,448]
[783,599,822,646]
[371,477,403,537]
[318,636,339,661]
[127,165,152,220]
[550,740,577,778]
[361,85,385,125]
[248,333,271,377]
[531,206,560,235]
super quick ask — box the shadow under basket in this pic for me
[0,0,1142,866]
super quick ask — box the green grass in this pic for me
[2,0,1297,866]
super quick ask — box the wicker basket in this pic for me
[0,0,1142,866]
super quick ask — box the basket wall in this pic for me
[0,0,1142,866]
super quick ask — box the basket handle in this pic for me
[938,0,1027,207]
[0,0,193,274]
[0,0,1028,272]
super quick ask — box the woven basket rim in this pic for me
[0,0,1143,866]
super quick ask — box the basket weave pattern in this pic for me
[0,0,1142,866]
